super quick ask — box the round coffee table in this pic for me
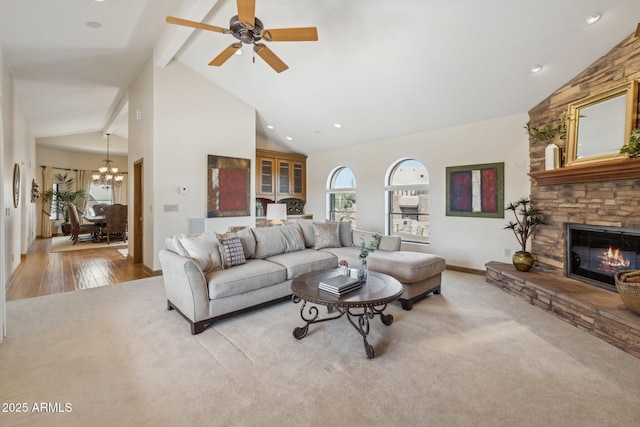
[290,269,403,359]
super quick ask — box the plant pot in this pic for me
[512,251,534,272]
[60,222,72,236]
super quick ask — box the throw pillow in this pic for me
[219,227,256,259]
[165,235,187,255]
[177,233,222,271]
[313,222,341,249]
[218,236,246,269]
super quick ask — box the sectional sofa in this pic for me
[159,221,446,334]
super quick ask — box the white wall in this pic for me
[137,60,256,271]
[1,48,37,283]
[1,43,38,341]
[306,113,531,271]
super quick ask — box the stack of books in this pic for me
[318,275,362,295]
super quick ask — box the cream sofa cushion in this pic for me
[176,233,222,272]
[253,224,305,259]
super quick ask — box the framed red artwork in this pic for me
[445,162,504,218]
[207,155,251,217]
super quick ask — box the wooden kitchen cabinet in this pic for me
[256,149,307,202]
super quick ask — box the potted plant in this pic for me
[42,173,86,235]
[504,198,544,272]
[524,112,569,144]
[619,128,640,158]
[358,233,381,281]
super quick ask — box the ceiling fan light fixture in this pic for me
[585,12,601,25]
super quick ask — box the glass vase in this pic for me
[358,258,368,282]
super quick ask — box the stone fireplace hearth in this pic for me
[567,224,640,292]
[485,261,640,359]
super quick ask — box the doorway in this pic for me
[133,159,143,263]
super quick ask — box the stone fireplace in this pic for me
[484,29,640,360]
[526,31,640,283]
[567,224,640,292]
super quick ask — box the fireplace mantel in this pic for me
[529,158,640,185]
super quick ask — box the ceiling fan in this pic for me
[166,0,318,73]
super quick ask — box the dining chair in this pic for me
[67,203,101,244]
[102,204,128,244]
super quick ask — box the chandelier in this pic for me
[93,133,123,188]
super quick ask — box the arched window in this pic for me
[327,167,356,226]
[386,159,429,243]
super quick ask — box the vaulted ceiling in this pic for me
[1,0,640,155]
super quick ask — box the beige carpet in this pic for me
[1,271,639,427]
[49,235,127,253]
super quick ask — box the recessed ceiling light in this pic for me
[267,125,274,130]
[86,21,102,29]
[530,64,543,73]
[334,123,342,128]
[286,136,293,141]
[585,12,601,25]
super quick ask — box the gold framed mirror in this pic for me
[565,80,638,166]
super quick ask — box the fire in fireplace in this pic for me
[566,224,640,292]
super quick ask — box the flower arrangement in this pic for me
[338,259,349,276]
[359,233,381,259]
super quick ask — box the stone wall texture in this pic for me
[528,32,640,276]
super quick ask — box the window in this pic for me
[86,182,112,215]
[327,167,356,227]
[49,182,60,220]
[386,159,429,243]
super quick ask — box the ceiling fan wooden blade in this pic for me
[635,22,640,38]
[166,16,229,34]
[261,27,318,42]
[237,0,256,27]
[209,43,242,66]
[253,43,288,73]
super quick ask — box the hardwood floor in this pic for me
[6,237,152,301]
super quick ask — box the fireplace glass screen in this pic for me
[567,225,640,292]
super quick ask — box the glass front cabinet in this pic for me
[256,149,307,202]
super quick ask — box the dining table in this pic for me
[83,215,107,241]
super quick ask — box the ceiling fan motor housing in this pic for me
[230,15,264,44]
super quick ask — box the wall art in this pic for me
[446,162,504,218]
